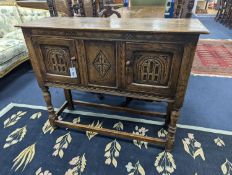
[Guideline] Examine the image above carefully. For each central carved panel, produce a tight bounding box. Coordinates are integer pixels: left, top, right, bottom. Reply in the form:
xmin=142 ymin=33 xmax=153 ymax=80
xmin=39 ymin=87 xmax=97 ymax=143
xmin=93 ymin=50 xmax=111 ymax=78
xmin=133 ymin=52 xmax=172 ymax=86
xmin=84 ymin=41 xmax=116 ymax=87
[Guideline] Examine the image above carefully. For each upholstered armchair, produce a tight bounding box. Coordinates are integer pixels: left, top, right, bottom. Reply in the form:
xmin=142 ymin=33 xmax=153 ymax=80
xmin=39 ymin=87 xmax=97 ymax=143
xmin=0 ymin=2 xmax=50 ymax=78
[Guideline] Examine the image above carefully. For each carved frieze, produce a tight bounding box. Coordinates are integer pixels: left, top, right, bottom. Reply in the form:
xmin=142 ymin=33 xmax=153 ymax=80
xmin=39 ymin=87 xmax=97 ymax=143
xmin=30 ymin=29 xmax=197 ymax=43
xmin=123 ymin=33 xmax=135 ymax=40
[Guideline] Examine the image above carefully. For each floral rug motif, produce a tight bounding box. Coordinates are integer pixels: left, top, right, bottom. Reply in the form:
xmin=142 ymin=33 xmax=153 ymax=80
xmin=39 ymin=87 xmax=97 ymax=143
xmin=192 ymin=39 xmax=232 ymax=77
xmin=0 ymin=103 xmax=232 ymax=175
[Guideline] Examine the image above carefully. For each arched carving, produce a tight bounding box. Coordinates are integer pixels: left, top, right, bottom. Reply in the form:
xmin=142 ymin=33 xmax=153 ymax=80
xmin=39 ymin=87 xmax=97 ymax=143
xmin=134 ymin=53 xmax=171 ymax=86
xmin=42 ymin=46 xmax=71 ymax=75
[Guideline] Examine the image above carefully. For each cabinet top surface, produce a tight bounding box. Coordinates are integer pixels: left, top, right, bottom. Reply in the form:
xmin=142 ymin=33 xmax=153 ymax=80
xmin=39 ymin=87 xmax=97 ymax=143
xmin=17 ymin=17 xmax=209 ymax=34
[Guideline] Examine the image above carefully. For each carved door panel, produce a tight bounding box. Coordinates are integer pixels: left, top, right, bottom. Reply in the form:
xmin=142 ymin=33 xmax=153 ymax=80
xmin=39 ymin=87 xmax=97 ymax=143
xmin=125 ymin=42 xmax=183 ymax=97
xmin=32 ymin=37 xmax=81 ymax=84
xmin=81 ymin=40 xmax=119 ymax=88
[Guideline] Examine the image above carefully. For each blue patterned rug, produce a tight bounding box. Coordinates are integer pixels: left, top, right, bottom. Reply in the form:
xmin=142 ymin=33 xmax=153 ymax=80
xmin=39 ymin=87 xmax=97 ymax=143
xmin=0 ymin=103 xmax=231 ymax=175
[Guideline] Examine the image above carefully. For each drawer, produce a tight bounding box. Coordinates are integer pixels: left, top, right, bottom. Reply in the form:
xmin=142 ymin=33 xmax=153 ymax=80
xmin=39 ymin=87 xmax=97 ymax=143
xmin=124 ymin=42 xmax=183 ymax=97
xmin=32 ymin=37 xmax=81 ymax=84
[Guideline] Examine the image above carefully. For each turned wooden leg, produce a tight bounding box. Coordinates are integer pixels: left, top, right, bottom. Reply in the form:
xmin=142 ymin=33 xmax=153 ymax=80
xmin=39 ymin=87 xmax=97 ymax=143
xmin=42 ymin=87 xmax=58 ymax=128
xmin=165 ymin=110 xmax=180 ymax=152
xmin=164 ymin=102 xmax=173 ymax=128
xmin=64 ymin=89 xmax=74 ymax=110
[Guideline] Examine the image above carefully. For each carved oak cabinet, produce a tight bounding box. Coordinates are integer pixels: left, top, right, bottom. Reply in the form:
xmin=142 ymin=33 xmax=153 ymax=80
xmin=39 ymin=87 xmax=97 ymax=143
xmin=18 ymin=17 xmax=209 ymax=151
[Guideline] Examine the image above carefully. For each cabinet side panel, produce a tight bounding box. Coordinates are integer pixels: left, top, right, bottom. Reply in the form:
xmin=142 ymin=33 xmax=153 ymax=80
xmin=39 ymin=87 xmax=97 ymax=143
xmin=22 ymin=29 xmax=45 ymax=88
xmin=174 ymin=35 xmax=200 ymax=108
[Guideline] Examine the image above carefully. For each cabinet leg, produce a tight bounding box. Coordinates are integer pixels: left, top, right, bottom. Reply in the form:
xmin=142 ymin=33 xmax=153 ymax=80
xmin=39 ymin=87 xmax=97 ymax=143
xmin=165 ymin=110 xmax=179 ymax=152
xmin=164 ymin=102 xmax=173 ymax=128
xmin=42 ymin=87 xmax=58 ymax=128
xmin=64 ymin=89 xmax=74 ymax=110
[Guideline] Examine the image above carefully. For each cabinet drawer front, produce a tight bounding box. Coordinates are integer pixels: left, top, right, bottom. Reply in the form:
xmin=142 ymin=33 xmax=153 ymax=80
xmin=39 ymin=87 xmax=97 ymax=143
xmin=125 ymin=42 xmax=183 ymax=96
xmin=32 ymin=37 xmax=81 ymax=84
xmin=83 ymin=40 xmax=118 ymax=88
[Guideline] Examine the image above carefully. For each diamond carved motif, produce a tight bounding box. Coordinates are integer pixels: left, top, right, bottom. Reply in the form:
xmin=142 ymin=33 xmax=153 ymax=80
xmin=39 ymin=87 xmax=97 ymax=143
xmin=93 ymin=50 xmax=111 ymax=77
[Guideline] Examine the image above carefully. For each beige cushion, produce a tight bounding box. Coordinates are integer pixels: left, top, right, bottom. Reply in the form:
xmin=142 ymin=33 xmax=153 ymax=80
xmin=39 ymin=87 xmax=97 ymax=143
xmin=0 ymin=15 xmax=4 ymax=37
xmin=17 ymin=7 xmax=50 ymax=23
xmin=0 ymin=38 xmax=27 ymax=65
xmin=4 ymin=29 xmax=24 ymax=40
xmin=0 ymin=52 xmax=28 ymax=75
xmin=0 ymin=6 xmax=22 ymax=37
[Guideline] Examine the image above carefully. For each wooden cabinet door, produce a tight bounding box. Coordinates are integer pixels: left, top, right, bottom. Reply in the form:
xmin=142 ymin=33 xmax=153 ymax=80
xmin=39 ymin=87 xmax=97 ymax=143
xmin=124 ymin=42 xmax=183 ymax=97
xmin=32 ymin=37 xmax=81 ymax=84
xmin=80 ymin=40 xmax=119 ymax=89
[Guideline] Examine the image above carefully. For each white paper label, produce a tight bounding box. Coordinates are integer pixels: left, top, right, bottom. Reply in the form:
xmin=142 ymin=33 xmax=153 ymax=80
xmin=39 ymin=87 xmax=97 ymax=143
xmin=69 ymin=67 xmax=77 ymax=78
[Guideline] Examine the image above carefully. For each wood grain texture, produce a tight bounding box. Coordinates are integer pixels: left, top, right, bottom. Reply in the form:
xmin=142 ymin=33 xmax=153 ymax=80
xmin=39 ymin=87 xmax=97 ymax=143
xmin=55 ymin=120 xmax=166 ymax=146
xmin=31 ymin=36 xmax=81 ymax=84
xmin=84 ymin=40 xmax=117 ymax=88
xmin=124 ymin=42 xmax=183 ymax=97
xmin=17 ymin=17 xmax=209 ymax=34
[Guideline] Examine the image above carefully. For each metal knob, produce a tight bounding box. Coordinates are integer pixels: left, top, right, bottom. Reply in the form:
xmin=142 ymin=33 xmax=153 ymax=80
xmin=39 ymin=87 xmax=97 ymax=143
xmin=71 ymin=56 xmax=76 ymax=61
xmin=126 ymin=60 xmax=131 ymax=66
